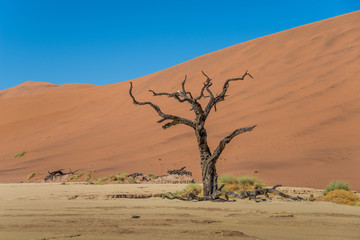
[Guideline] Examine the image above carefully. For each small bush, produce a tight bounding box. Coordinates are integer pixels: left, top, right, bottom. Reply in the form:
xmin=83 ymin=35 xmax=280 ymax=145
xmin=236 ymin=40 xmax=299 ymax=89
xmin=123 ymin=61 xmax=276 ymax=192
xmin=147 ymin=173 xmax=158 ymax=179
xmin=95 ymin=176 xmax=107 ymax=185
xmin=85 ymin=171 xmax=92 ymax=182
xmin=237 ymin=176 xmax=264 ymax=189
xmin=128 ymin=178 xmax=137 ymax=184
xmin=14 ymin=151 xmax=26 ymax=158
xmin=108 ymin=175 xmax=117 ymax=181
xmin=164 ymin=183 xmax=203 ymax=198
xmin=218 ymin=174 xmax=264 ymax=192
xmin=183 ymin=183 xmax=202 ymax=195
xmin=323 ymin=189 xmax=360 ymax=206
xmin=69 ymin=172 xmax=84 ymax=181
xmin=324 ymin=181 xmax=350 ymax=195
xmin=218 ymin=175 xmax=237 ymax=185
xmin=116 ymin=179 xmax=124 ymax=184
xmin=27 ymin=172 xmax=35 ymax=180
xmin=117 ymin=173 xmax=128 ymax=180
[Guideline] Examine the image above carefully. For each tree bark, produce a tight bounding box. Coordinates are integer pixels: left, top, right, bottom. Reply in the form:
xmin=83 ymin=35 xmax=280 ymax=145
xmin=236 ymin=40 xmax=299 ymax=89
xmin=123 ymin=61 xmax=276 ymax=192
xmin=201 ymin=159 xmax=218 ymax=198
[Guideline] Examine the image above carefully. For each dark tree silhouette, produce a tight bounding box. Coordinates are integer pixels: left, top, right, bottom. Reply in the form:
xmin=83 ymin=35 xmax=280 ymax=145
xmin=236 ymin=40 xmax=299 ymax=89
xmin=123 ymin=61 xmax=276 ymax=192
xmin=129 ymin=71 xmax=256 ymax=199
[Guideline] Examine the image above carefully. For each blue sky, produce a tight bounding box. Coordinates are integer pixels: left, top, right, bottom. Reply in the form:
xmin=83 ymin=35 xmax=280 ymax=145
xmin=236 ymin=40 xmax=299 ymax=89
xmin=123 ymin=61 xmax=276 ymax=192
xmin=0 ymin=0 xmax=358 ymax=90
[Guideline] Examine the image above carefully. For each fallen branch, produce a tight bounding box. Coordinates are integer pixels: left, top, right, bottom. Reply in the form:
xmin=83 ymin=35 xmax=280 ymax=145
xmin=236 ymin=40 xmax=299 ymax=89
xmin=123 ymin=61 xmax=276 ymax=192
xmin=226 ymin=185 xmax=304 ymax=201
xmin=128 ymin=173 xmax=143 ymax=179
xmin=162 ymin=184 xmax=304 ymax=202
xmin=167 ymin=167 xmax=192 ymax=176
xmin=162 ymin=184 xmax=234 ymax=202
xmin=44 ymin=169 xmax=77 ymax=182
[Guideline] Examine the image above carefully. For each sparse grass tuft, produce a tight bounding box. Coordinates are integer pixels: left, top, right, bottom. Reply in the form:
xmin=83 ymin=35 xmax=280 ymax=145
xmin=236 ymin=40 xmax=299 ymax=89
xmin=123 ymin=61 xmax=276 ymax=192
xmin=128 ymin=177 xmax=137 ymax=184
xmin=14 ymin=151 xmax=27 ymax=158
xmin=95 ymin=176 xmax=107 ymax=185
xmin=163 ymin=183 xmax=202 ymax=198
xmin=85 ymin=171 xmax=92 ymax=182
xmin=237 ymin=176 xmax=264 ymax=189
xmin=183 ymin=183 xmax=202 ymax=195
xmin=147 ymin=173 xmax=158 ymax=179
xmin=323 ymin=181 xmax=350 ymax=195
xmin=108 ymin=175 xmax=117 ymax=181
xmin=69 ymin=172 xmax=84 ymax=181
xmin=218 ymin=174 xmax=264 ymax=193
xmin=27 ymin=172 xmax=35 ymax=180
xmin=323 ymin=189 xmax=360 ymax=206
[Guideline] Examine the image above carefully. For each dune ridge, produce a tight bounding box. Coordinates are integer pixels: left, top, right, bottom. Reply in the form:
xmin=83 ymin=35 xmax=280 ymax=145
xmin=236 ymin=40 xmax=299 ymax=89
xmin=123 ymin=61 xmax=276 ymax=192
xmin=1 ymin=11 xmax=360 ymax=190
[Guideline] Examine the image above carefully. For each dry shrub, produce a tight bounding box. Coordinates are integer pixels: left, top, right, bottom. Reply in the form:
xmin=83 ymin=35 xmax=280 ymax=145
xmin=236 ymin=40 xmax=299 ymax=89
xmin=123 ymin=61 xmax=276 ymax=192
xmin=218 ymin=174 xmax=264 ymax=192
xmin=164 ymin=183 xmax=202 ymax=198
xmin=323 ymin=189 xmax=360 ymax=206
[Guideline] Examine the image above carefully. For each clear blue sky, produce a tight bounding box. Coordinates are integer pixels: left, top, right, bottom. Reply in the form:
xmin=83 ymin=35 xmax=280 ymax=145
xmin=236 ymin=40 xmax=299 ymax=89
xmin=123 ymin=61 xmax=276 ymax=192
xmin=0 ymin=0 xmax=358 ymax=90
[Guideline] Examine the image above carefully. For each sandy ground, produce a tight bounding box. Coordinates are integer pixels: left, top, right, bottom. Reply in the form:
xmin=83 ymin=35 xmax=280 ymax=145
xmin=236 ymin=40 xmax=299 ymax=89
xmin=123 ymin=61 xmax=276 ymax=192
xmin=1 ymin=183 xmax=359 ymax=240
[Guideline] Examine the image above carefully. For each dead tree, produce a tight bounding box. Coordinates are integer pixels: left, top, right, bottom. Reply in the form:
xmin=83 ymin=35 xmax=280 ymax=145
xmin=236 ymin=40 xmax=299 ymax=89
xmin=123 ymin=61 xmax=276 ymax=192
xmin=129 ymin=71 xmax=256 ymax=199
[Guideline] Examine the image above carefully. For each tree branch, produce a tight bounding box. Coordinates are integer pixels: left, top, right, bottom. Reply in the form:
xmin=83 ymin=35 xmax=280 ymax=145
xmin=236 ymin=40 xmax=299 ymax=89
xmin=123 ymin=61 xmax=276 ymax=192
xmin=204 ymin=70 xmax=253 ymax=117
xmin=219 ymin=70 xmax=253 ymax=98
xmin=195 ymin=71 xmax=213 ymax=101
xmin=181 ymin=75 xmax=194 ymax=99
xmin=129 ymin=82 xmax=195 ymax=129
xmin=211 ymin=125 xmax=257 ymax=161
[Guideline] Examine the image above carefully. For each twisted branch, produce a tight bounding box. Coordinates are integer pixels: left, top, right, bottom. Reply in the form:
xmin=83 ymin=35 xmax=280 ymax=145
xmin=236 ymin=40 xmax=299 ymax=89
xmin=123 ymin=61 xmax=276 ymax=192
xmin=129 ymin=82 xmax=195 ymax=129
xmin=204 ymin=70 xmax=253 ymax=117
xmin=210 ymin=125 xmax=257 ymax=162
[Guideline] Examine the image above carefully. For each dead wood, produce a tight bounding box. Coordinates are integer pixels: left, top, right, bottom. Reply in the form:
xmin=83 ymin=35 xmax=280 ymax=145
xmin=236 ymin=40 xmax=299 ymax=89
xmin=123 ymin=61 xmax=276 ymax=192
xmin=226 ymin=185 xmax=304 ymax=202
xmin=128 ymin=173 xmax=143 ymax=178
xmin=162 ymin=184 xmax=234 ymax=202
xmin=44 ymin=169 xmax=77 ymax=182
xmin=167 ymin=167 xmax=192 ymax=176
xmin=162 ymin=184 xmax=304 ymax=202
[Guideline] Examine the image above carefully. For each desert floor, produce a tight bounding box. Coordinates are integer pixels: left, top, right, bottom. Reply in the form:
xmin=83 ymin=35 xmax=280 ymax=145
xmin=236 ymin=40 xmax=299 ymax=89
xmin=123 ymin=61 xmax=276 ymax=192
xmin=1 ymin=183 xmax=360 ymax=240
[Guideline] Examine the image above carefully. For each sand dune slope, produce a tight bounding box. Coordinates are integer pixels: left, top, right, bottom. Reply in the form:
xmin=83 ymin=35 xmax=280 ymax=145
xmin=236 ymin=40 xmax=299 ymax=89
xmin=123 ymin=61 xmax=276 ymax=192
xmin=1 ymin=11 xmax=360 ymax=190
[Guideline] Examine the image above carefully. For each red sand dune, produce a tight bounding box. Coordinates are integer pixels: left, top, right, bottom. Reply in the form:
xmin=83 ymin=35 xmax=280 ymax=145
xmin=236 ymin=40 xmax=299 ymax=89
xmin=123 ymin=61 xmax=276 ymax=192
xmin=1 ymin=11 xmax=360 ymax=190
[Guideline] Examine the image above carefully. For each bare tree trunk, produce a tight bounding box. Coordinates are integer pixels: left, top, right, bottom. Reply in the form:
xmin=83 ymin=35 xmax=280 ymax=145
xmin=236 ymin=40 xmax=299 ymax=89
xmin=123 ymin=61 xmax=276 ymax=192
xmin=201 ymin=159 xmax=218 ymax=198
xmin=195 ymin=126 xmax=219 ymax=197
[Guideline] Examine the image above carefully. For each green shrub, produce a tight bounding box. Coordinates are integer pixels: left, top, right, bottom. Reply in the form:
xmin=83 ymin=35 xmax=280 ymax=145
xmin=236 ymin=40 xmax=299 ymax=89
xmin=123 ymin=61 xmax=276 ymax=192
xmin=128 ymin=178 xmax=137 ymax=184
xmin=147 ymin=173 xmax=158 ymax=179
xmin=108 ymin=175 xmax=117 ymax=181
xmin=218 ymin=174 xmax=264 ymax=192
xmin=183 ymin=183 xmax=202 ymax=195
xmin=237 ymin=176 xmax=264 ymax=189
xmin=85 ymin=171 xmax=92 ymax=182
xmin=164 ymin=183 xmax=203 ymax=198
xmin=218 ymin=175 xmax=237 ymax=185
xmin=69 ymin=172 xmax=84 ymax=181
xmin=95 ymin=176 xmax=107 ymax=185
xmin=324 ymin=181 xmax=350 ymax=195
xmin=14 ymin=151 xmax=26 ymax=158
